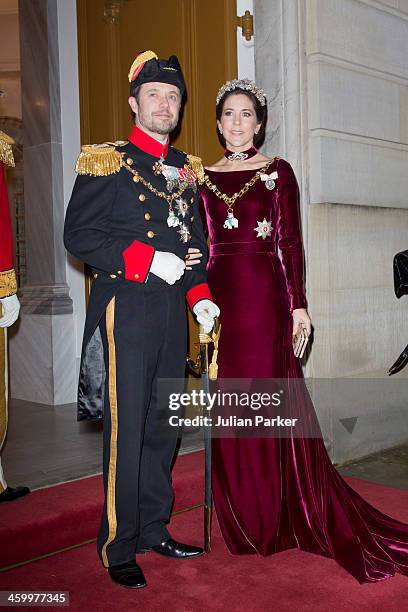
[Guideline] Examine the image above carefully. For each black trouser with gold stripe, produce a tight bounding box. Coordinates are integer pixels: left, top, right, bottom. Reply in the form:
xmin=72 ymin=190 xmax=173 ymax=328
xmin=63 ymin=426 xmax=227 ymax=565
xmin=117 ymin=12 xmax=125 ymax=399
xmin=96 ymin=278 xmax=187 ymax=568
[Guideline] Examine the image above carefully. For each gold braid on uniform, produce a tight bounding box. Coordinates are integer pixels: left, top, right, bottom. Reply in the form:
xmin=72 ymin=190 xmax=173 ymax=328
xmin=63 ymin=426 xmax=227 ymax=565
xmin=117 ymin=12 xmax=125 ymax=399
xmin=0 ymin=269 xmax=17 ymax=298
xmin=0 ymin=130 xmax=15 ymax=168
xmin=75 ymin=144 xmax=124 ymax=177
xmin=122 ymin=159 xmax=191 ymax=205
xmin=187 ymin=154 xmax=204 ymax=185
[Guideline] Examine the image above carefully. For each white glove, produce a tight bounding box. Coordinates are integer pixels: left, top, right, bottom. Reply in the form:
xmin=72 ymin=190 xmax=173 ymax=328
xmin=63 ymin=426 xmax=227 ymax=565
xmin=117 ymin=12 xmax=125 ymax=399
xmin=150 ymin=250 xmax=186 ymax=285
xmin=0 ymin=294 xmax=20 ymax=328
xmin=193 ymin=299 xmax=220 ymax=334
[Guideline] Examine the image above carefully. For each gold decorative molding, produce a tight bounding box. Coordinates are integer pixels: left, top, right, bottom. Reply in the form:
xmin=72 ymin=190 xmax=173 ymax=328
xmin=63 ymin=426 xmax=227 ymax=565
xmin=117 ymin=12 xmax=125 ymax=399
xmin=103 ymin=1 xmax=126 ymax=25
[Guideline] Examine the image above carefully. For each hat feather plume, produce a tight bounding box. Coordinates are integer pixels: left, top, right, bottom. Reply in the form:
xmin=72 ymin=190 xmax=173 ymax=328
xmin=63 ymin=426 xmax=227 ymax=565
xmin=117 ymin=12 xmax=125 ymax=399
xmin=128 ymin=50 xmax=158 ymax=83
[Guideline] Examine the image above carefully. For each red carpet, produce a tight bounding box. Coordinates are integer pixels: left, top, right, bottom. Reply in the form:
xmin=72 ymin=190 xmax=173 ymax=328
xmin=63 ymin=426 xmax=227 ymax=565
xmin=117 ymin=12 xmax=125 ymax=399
xmin=1 ymin=507 xmax=408 ymax=611
xmin=1 ymin=450 xmax=408 ymax=610
xmin=0 ymin=450 xmax=203 ymax=569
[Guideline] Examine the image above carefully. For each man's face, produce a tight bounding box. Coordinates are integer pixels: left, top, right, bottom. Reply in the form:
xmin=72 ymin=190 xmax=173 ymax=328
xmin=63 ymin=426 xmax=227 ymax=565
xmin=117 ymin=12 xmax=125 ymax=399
xmin=129 ymin=82 xmax=181 ymax=137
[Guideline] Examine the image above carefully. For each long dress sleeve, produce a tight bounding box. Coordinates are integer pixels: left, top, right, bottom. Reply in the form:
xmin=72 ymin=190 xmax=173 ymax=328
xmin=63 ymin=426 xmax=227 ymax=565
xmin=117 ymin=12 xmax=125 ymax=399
xmin=276 ymin=158 xmax=307 ymax=312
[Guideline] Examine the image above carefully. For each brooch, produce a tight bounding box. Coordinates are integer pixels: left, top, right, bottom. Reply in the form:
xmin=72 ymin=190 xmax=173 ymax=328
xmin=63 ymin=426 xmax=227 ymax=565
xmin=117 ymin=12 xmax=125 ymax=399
xmin=254 ymin=218 xmax=273 ymax=239
xmin=259 ymin=170 xmax=278 ymax=190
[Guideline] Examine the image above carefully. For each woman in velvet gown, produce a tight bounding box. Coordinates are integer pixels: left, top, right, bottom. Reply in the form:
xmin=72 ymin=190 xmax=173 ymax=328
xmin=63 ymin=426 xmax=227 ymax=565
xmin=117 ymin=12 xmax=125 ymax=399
xmin=188 ymin=79 xmax=408 ymax=583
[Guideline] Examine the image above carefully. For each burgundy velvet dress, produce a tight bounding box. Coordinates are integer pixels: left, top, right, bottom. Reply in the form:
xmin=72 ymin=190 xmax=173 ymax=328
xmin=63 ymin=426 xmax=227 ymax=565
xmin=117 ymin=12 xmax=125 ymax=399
xmin=199 ymin=157 xmax=408 ymax=583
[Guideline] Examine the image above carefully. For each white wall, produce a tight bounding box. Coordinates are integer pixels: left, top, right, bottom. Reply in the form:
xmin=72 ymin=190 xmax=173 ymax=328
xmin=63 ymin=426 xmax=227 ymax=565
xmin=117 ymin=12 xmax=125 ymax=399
xmin=306 ymin=0 xmax=408 ymax=209
xmin=254 ymin=0 xmax=408 ymax=462
xmin=236 ymin=0 xmax=255 ymax=79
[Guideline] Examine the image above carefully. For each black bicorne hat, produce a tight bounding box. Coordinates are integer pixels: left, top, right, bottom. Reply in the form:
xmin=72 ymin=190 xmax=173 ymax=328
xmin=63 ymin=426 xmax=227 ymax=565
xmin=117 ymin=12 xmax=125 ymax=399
xmin=128 ymin=50 xmax=185 ymax=97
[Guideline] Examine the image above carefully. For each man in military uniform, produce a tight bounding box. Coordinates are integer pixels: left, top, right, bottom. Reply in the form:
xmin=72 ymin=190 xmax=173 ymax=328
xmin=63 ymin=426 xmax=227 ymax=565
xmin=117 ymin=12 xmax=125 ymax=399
xmin=0 ymin=130 xmax=30 ymax=503
xmin=64 ymin=51 xmax=219 ymax=589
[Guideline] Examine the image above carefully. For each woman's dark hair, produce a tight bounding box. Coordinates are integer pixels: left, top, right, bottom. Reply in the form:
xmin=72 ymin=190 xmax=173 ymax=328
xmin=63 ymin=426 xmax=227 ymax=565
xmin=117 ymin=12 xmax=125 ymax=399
xmin=215 ymin=88 xmax=267 ymax=147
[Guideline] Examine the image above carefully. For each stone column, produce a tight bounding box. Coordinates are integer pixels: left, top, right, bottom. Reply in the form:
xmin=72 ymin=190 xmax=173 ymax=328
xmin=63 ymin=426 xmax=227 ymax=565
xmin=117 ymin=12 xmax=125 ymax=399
xmin=9 ymin=0 xmax=79 ymax=405
xmin=254 ymin=0 xmax=408 ymax=462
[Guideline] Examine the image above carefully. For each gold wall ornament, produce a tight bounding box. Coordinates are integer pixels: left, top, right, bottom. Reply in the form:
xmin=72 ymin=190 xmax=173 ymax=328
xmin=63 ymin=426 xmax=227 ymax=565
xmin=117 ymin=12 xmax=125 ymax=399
xmin=103 ymin=1 xmax=126 ymax=25
xmin=236 ymin=10 xmax=254 ymax=41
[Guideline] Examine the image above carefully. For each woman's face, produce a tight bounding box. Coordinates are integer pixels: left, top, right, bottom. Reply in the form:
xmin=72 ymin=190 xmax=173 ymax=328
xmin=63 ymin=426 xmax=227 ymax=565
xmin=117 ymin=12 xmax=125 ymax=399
xmin=217 ymin=93 xmax=261 ymax=151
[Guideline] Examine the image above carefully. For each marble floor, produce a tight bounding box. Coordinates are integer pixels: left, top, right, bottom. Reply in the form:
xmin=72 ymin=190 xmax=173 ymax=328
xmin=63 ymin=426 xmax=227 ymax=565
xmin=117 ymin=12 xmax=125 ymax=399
xmin=2 ymin=399 xmax=408 ymax=491
xmin=2 ymin=399 xmax=203 ymax=490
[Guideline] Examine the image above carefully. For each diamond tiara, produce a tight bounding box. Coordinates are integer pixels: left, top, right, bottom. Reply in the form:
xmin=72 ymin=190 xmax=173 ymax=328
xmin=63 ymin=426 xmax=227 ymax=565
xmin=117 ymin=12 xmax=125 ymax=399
xmin=216 ymin=79 xmax=267 ymax=106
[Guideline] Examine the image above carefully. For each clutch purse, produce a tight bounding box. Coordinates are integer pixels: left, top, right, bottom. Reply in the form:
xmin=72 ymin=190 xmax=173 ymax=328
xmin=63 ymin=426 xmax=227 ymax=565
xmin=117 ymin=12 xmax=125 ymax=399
xmin=292 ymin=322 xmax=308 ymax=359
xmin=393 ymin=250 xmax=408 ymax=298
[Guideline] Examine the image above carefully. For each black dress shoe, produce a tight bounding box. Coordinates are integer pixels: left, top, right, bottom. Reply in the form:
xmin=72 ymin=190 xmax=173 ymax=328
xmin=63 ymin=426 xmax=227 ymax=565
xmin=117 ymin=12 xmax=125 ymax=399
xmin=150 ymin=538 xmax=204 ymax=559
xmin=0 ymin=486 xmax=30 ymax=503
xmin=108 ymin=560 xmax=147 ymax=589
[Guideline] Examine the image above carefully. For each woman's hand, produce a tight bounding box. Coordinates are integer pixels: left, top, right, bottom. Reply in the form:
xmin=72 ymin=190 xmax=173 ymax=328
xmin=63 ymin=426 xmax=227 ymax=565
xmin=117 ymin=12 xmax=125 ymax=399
xmin=185 ymin=247 xmax=203 ymax=270
xmin=292 ymin=308 xmax=312 ymax=337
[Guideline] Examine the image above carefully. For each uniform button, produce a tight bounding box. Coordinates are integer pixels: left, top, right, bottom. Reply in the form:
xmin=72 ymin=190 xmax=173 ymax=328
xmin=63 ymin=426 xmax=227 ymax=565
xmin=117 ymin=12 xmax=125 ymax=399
xmin=132 ymin=175 xmax=140 ymax=183
xmin=144 ymin=212 xmax=151 ymax=221
xmin=93 ymin=273 xmax=98 ymax=279
xmin=147 ymin=230 xmax=155 ymax=238
xmin=117 ymin=270 xmax=122 ymax=275
xmin=134 ymin=273 xmax=140 ymax=279
xmin=126 ymin=157 xmax=133 ymax=165
xmin=139 ymin=194 xmax=146 ymax=202
xmin=110 ymin=274 xmax=117 ymax=279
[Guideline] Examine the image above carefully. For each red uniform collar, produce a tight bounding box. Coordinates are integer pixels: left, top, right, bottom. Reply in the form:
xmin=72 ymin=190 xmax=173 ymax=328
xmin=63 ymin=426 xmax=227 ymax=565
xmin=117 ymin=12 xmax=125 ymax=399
xmin=128 ymin=125 xmax=169 ymax=158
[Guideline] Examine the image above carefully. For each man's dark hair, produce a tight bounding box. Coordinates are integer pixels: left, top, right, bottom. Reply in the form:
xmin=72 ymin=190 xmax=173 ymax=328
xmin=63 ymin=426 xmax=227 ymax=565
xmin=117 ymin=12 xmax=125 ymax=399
xmin=129 ymin=84 xmax=141 ymax=123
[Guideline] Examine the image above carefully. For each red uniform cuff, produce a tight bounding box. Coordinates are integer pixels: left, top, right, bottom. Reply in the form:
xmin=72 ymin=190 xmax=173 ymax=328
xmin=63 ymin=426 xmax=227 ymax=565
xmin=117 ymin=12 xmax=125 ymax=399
xmin=122 ymin=240 xmax=155 ymax=283
xmin=186 ymin=283 xmax=213 ymax=310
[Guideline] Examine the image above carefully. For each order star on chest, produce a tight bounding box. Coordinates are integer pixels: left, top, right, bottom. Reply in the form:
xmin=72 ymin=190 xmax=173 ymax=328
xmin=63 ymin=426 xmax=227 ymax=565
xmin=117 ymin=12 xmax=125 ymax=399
xmin=254 ymin=218 xmax=273 ymax=240
xmin=175 ymin=197 xmax=189 ymax=218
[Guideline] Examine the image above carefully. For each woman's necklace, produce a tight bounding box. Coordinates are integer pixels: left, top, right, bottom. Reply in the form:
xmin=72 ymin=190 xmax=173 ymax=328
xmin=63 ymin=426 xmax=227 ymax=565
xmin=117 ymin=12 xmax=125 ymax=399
xmin=224 ymin=145 xmax=258 ymax=162
xmin=204 ymin=158 xmax=277 ymax=229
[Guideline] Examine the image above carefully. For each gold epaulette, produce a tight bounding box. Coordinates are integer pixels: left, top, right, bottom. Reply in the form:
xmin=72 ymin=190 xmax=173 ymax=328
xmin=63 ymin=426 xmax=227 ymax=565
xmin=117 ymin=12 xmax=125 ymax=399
xmin=0 ymin=130 xmax=15 ymax=168
xmin=187 ymin=154 xmax=205 ymax=185
xmin=75 ymin=143 xmax=124 ymax=177
xmin=0 ymin=269 xmax=17 ymax=298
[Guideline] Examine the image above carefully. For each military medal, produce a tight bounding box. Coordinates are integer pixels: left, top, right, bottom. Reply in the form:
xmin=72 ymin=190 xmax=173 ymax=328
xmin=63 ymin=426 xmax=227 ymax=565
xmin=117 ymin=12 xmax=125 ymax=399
xmin=254 ymin=218 xmax=273 ymax=239
xmin=123 ymin=155 xmax=197 ymax=243
xmin=167 ymin=209 xmax=181 ymax=228
xmin=175 ymin=198 xmax=189 ymax=218
xmin=178 ymin=223 xmax=191 ymax=243
xmin=260 ymin=171 xmax=278 ymax=191
xmin=154 ymin=161 xmax=197 ymax=193
xmin=223 ymin=210 xmax=239 ymax=229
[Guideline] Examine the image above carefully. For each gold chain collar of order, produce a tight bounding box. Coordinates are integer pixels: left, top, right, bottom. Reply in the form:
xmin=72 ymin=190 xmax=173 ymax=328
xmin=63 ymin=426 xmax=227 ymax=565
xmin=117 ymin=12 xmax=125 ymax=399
xmin=122 ymin=157 xmax=192 ymax=205
xmin=204 ymin=159 xmax=277 ymax=211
